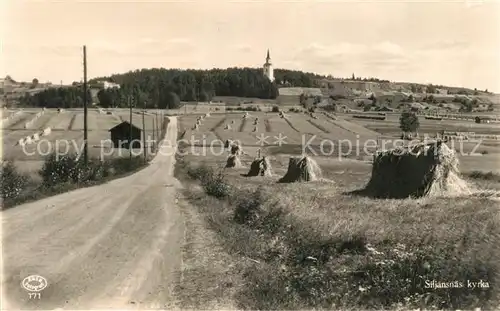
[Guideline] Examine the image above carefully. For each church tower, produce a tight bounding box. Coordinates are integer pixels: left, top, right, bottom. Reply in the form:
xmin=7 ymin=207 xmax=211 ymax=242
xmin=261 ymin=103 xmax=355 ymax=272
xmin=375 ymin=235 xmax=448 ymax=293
xmin=263 ymin=49 xmax=274 ymax=82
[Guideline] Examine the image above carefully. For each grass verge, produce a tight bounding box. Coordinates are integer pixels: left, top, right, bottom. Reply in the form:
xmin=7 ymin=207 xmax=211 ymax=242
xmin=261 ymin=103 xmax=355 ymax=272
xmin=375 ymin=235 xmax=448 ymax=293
xmin=1 ymin=155 xmax=149 ymax=210
xmin=174 ymin=155 xmax=500 ymax=310
xmin=467 ymin=171 xmax=500 ymax=183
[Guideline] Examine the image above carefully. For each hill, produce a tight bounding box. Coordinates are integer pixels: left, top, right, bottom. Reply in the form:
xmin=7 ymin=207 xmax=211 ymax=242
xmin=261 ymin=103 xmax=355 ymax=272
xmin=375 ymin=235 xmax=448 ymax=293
xmin=5 ymin=68 xmax=498 ymax=111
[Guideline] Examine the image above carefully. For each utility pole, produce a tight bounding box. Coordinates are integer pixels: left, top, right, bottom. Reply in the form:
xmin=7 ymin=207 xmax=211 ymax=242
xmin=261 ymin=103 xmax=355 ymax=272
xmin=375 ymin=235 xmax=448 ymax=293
xmin=142 ymin=102 xmax=147 ymax=163
xmin=156 ymin=110 xmax=160 ymax=141
xmin=129 ymin=95 xmax=133 ymax=162
xmin=152 ymin=115 xmax=156 ymax=153
xmin=83 ymin=45 xmax=88 ymax=164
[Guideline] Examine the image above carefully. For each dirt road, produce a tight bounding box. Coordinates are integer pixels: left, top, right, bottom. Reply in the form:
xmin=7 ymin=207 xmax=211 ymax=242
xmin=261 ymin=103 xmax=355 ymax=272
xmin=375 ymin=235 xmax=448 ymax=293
xmin=1 ymin=117 xmax=184 ymax=310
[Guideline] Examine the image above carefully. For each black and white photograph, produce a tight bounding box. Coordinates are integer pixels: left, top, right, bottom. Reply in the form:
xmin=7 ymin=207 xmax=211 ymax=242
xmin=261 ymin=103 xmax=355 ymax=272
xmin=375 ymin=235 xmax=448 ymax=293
xmin=1 ymin=0 xmax=499 ymax=310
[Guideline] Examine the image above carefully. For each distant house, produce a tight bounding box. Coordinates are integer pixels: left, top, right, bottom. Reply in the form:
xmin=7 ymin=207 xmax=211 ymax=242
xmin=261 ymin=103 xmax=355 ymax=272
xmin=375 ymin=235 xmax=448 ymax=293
xmin=377 ymin=106 xmax=394 ymax=112
xmin=109 ymin=121 xmax=141 ymax=149
xmin=435 ymin=88 xmax=448 ymax=95
xmin=90 ymin=80 xmax=121 ymax=90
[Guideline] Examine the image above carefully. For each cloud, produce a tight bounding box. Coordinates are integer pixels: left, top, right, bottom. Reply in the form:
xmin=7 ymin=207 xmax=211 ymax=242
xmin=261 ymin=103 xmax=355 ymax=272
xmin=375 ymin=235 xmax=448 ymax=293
xmin=231 ymin=44 xmax=253 ymax=53
xmin=293 ymin=41 xmax=409 ymax=70
xmin=372 ymin=41 xmax=404 ymax=56
xmin=421 ymin=40 xmax=469 ymax=51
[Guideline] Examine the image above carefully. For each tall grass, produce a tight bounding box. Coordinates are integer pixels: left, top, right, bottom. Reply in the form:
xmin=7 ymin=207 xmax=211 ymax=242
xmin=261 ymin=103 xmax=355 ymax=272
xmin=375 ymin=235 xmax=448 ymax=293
xmin=180 ymin=162 xmax=500 ymax=310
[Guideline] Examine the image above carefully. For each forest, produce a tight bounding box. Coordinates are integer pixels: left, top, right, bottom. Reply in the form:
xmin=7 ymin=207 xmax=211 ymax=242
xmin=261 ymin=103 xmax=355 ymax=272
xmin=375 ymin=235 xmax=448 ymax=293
xmin=18 ymin=68 xmax=324 ymax=109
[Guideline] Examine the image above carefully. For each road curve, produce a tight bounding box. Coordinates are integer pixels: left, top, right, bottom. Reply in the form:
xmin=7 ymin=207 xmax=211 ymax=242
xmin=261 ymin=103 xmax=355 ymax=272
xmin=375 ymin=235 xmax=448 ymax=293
xmin=1 ymin=117 xmax=184 ymax=310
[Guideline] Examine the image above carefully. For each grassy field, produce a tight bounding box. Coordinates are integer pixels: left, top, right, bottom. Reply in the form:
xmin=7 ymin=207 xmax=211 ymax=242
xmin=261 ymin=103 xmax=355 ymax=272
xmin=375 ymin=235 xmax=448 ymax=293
xmin=173 ymin=107 xmax=500 ymax=310
xmin=1 ymin=108 xmax=168 ymax=175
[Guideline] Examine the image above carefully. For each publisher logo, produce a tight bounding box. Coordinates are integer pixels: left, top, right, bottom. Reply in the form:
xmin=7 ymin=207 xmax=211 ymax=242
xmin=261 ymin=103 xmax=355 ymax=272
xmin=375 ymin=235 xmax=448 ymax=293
xmin=21 ymin=275 xmax=47 ymax=292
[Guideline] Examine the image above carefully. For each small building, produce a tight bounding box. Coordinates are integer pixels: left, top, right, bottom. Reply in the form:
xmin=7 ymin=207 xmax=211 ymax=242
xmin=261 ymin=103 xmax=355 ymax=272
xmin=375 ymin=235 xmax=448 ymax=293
xmin=109 ymin=121 xmax=141 ymax=149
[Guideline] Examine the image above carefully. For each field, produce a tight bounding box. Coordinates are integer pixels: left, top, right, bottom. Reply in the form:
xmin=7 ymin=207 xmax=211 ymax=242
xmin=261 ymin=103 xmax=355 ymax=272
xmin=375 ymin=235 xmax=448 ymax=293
xmin=173 ymin=106 xmax=500 ymax=310
xmin=177 ymin=109 xmax=500 ymax=173
xmin=1 ymin=108 xmax=167 ymax=174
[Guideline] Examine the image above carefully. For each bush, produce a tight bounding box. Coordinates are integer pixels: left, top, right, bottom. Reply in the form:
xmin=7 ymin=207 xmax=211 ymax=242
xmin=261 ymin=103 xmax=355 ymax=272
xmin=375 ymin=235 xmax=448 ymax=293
xmin=0 ymin=161 xmax=28 ymax=199
xmin=109 ymin=156 xmax=143 ymax=175
xmin=187 ymin=165 xmax=214 ymax=183
xmin=399 ymin=112 xmax=420 ymax=133
xmin=201 ymin=169 xmax=231 ymax=198
xmin=324 ymin=104 xmax=336 ymax=112
xmin=234 ymin=187 xmax=266 ymax=225
xmin=40 ymin=153 xmax=143 ymax=188
xmin=39 ymin=153 xmax=79 ymax=186
xmin=272 ymin=106 xmax=280 ymax=112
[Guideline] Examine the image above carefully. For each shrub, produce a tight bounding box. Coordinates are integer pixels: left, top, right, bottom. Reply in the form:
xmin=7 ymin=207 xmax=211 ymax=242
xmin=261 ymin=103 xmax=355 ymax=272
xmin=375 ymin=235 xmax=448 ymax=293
xmin=39 ymin=153 xmax=79 ymax=186
xmin=272 ymin=106 xmax=280 ymax=112
xmin=324 ymin=104 xmax=336 ymax=112
xmin=187 ymin=165 xmax=214 ymax=183
xmin=400 ymin=112 xmax=420 ymax=133
xmin=0 ymin=161 xmax=28 ymax=199
xmin=109 ymin=156 xmax=143 ymax=175
xmin=234 ymin=187 xmax=266 ymax=225
xmin=40 ymin=153 xmax=143 ymax=188
xmin=202 ymin=169 xmax=231 ymax=198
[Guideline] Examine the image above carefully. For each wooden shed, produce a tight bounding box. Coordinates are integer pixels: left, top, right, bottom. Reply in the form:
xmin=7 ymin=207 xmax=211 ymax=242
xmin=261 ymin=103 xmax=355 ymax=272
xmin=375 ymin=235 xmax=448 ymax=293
xmin=109 ymin=121 xmax=141 ymax=149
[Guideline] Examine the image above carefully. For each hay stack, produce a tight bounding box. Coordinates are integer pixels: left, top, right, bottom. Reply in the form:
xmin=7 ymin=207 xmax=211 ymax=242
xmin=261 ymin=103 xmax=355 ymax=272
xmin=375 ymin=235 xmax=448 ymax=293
xmin=231 ymin=120 xmax=235 ymax=124
xmin=224 ymin=139 xmax=233 ymax=149
xmin=225 ymin=154 xmax=242 ymax=168
xmin=365 ymin=140 xmax=470 ymax=198
xmin=192 ymin=124 xmax=199 ymax=130
xmin=230 ymin=143 xmax=242 ymax=155
xmin=245 ymin=156 xmax=272 ymax=177
xmin=252 ymin=126 xmax=258 ymax=132
xmin=278 ymin=156 xmax=322 ymax=183
xmin=42 ymin=127 xmax=51 ymax=136
xmin=253 ymin=120 xmax=258 ymax=125
xmin=224 ymin=124 xmax=232 ymax=130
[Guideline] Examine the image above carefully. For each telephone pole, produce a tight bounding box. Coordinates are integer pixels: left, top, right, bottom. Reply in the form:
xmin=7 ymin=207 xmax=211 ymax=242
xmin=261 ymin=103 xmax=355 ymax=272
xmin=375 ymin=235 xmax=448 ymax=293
xmin=129 ymin=95 xmax=133 ymax=162
xmin=83 ymin=45 xmax=88 ymax=164
xmin=142 ymin=102 xmax=147 ymax=163
xmin=156 ymin=109 xmax=160 ymax=142
xmin=152 ymin=115 xmax=156 ymax=153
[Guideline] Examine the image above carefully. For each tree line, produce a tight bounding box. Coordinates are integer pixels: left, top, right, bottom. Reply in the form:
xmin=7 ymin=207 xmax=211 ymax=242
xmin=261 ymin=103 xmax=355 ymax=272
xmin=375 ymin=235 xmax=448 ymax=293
xmin=19 ymin=88 xmax=93 ymax=108
xmin=17 ymin=67 xmax=325 ymax=108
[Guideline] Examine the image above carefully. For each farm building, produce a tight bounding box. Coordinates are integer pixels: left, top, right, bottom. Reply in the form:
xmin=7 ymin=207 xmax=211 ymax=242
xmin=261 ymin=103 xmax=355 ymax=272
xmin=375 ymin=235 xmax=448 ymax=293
xmin=109 ymin=121 xmax=142 ymax=149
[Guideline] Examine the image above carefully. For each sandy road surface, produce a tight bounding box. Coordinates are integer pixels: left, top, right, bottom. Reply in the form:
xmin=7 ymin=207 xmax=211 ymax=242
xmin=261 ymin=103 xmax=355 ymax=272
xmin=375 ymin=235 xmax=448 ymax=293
xmin=1 ymin=117 xmax=185 ymax=310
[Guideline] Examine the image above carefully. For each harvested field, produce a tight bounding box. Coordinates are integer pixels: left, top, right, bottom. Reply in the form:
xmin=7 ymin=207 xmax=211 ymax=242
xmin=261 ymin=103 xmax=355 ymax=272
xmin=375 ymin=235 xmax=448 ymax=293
xmin=2 ymin=109 xmax=167 ymax=173
xmin=44 ymin=112 xmax=76 ymax=130
xmin=71 ymin=112 xmax=99 ymax=130
xmin=7 ymin=112 xmax=37 ymax=130
xmin=306 ymin=119 xmax=330 ymax=133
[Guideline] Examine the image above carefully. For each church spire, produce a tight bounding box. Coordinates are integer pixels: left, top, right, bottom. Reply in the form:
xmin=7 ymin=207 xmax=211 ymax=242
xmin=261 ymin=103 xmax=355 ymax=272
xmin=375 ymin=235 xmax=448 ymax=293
xmin=266 ymin=49 xmax=271 ymax=62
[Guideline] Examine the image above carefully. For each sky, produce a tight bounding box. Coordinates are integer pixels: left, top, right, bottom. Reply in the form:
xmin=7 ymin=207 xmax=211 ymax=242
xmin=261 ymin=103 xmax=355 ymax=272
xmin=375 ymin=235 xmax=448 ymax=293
xmin=2 ymin=0 xmax=499 ymax=92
